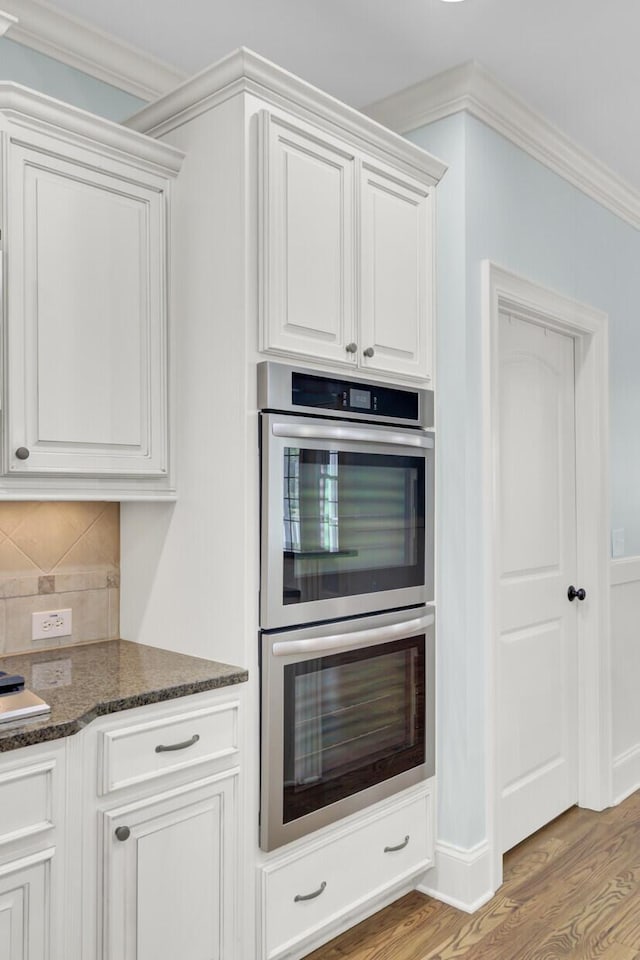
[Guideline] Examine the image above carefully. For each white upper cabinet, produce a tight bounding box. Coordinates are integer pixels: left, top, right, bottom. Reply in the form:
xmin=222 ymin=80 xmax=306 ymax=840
xmin=260 ymin=112 xmax=356 ymax=364
xmin=259 ymin=109 xmax=438 ymax=384
xmin=7 ymin=139 xmax=167 ymax=479
xmin=0 ymin=88 xmax=182 ymax=498
xmin=359 ymin=161 xmax=432 ymax=381
xmin=125 ymin=50 xmax=445 ymax=389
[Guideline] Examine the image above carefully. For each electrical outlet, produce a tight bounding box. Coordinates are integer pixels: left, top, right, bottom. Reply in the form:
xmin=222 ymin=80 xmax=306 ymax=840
xmin=32 ymin=608 xmax=72 ymax=641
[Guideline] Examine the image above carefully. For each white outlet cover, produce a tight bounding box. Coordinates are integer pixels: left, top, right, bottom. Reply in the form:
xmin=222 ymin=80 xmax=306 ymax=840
xmin=612 ymin=528 xmax=625 ymax=559
xmin=32 ymin=608 xmax=72 ymax=641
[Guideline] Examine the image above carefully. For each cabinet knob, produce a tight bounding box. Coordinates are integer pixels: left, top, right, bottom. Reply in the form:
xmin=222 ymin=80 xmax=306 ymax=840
xmin=115 ymin=825 xmax=131 ymax=842
xmin=15 ymin=447 xmax=30 ymax=460
xmin=345 ymin=342 xmax=358 ymax=354
xmin=567 ymin=585 xmax=586 ymax=602
xmin=363 ymin=347 xmax=375 ymax=358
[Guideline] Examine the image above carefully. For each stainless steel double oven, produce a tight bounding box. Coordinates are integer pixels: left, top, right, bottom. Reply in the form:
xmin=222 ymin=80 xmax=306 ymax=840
xmin=258 ymin=362 xmax=435 ymax=851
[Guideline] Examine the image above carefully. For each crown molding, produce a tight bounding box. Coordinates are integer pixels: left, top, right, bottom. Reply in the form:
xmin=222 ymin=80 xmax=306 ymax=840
xmin=364 ymin=60 xmax=640 ymax=230
xmin=126 ymin=47 xmax=448 ymax=186
xmin=0 ymin=9 xmax=18 ymax=36
xmin=0 ymin=0 xmax=186 ymax=101
xmin=0 ymin=81 xmax=184 ymax=176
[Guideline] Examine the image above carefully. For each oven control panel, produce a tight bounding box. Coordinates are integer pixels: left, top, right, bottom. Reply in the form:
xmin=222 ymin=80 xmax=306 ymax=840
xmin=258 ymin=361 xmax=433 ymax=428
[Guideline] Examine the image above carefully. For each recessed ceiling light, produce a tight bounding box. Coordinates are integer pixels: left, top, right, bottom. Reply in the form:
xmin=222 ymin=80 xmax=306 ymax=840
xmin=439 ymin=0 xmax=466 ymax=3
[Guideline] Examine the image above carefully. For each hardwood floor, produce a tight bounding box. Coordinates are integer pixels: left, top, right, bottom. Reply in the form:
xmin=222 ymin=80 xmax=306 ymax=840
xmin=304 ymin=790 xmax=640 ymax=959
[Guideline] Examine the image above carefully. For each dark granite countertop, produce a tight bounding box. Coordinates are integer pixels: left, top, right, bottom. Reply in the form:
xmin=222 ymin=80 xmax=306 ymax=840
xmin=0 ymin=639 xmax=248 ymax=753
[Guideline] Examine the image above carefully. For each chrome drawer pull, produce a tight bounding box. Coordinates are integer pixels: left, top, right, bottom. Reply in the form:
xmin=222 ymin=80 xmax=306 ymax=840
xmin=294 ymin=881 xmax=326 ymax=903
xmin=155 ymin=733 xmax=200 ymax=753
xmin=384 ymin=835 xmax=410 ymax=853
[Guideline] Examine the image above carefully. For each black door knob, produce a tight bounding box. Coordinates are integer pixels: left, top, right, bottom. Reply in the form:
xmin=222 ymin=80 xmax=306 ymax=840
xmin=567 ymin=585 xmax=586 ymax=602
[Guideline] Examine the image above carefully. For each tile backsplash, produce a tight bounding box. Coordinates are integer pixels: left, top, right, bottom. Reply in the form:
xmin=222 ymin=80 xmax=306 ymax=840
xmin=0 ymin=502 xmax=119 ymax=655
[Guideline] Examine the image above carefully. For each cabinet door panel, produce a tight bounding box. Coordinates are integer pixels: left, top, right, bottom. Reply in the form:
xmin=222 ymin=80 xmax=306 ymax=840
xmin=0 ymin=852 xmax=52 ymax=960
xmin=103 ymin=774 xmax=236 ymax=960
xmin=137 ymin=807 xmax=218 ymax=960
xmin=260 ymin=112 xmax=356 ymax=365
xmin=34 ymin=173 xmax=143 ymax=447
xmin=6 ymin=139 xmax=168 ymax=477
xmin=360 ymin=162 xmax=433 ymax=383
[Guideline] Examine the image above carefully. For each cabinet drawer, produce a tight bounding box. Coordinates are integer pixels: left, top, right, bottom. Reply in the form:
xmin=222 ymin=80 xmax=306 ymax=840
xmin=0 ymin=759 xmax=56 ymax=846
xmin=261 ymin=787 xmax=432 ymax=960
xmin=100 ymin=700 xmax=239 ymax=794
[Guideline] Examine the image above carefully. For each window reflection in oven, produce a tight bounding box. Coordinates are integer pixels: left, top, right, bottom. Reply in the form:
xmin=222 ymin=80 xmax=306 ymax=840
xmin=282 ymin=636 xmax=425 ymax=824
xmin=282 ymin=447 xmax=424 ymax=607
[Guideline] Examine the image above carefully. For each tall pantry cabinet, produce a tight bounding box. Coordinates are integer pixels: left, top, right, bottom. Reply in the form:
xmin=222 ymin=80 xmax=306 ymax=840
xmin=122 ymin=48 xmax=446 ymax=960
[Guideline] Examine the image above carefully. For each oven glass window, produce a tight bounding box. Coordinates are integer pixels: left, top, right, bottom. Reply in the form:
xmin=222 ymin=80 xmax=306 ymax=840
xmin=282 ymin=636 xmax=425 ymax=823
xmin=282 ymin=449 xmax=425 ymax=606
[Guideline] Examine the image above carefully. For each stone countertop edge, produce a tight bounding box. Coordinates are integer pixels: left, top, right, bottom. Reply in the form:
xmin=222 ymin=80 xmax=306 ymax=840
xmin=0 ymin=638 xmax=248 ymax=753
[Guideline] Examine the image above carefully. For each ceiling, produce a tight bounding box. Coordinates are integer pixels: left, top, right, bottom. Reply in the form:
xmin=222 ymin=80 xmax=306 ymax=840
xmin=43 ymin=0 xmax=640 ymax=190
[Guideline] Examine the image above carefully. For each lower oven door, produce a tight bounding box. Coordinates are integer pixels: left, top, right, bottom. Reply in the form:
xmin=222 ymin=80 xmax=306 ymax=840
xmin=260 ymin=608 xmax=435 ymax=852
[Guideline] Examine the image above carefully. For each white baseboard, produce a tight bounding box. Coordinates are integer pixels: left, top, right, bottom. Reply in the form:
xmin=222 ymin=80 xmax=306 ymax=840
xmin=610 ymin=556 xmax=640 ymax=806
xmin=417 ymin=840 xmax=494 ymax=913
xmin=613 ymin=743 xmax=640 ymax=805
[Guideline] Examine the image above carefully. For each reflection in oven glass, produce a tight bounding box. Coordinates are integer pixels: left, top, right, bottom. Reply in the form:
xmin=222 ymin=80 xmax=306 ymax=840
xmin=282 ymin=638 xmax=425 ymax=823
xmin=282 ymin=447 xmax=424 ymax=606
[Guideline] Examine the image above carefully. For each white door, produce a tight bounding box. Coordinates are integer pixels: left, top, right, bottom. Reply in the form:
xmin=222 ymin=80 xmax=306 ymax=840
xmin=498 ymin=311 xmax=579 ymax=853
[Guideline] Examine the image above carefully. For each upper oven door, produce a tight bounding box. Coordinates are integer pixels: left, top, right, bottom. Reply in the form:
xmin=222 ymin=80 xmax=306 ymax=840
xmin=260 ymin=413 xmax=434 ymax=629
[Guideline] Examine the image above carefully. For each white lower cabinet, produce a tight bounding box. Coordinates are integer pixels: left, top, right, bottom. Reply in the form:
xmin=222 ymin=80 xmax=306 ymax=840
xmin=0 ymin=690 xmax=242 ymax=960
xmin=102 ymin=773 xmax=236 ymax=960
xmin=259 ymin=783 xmax=433 ymax=960
xmin=0 ymin=851 xmax=53 ymax=960
xmin=0 ymin=743 xmax=66 ymax=960
xmin=85 ymin=692 xmax=241 ymax=960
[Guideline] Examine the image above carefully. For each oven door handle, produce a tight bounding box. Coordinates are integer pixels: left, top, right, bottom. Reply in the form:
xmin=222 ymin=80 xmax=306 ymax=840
xmin=272 ymin=613 xmax=435 ymax=658
xmin=271 ymin=421 xmax=434 ymax=449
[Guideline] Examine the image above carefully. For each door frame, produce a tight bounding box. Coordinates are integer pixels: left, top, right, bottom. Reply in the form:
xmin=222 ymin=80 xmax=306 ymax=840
xmin=482 ymin=262 xmax=611 ymax=891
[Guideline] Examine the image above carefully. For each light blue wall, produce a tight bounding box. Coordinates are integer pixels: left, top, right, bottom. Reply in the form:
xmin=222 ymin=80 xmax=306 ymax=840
xmin=0 ymin=37 xmax=145 ymax=120
xmin=465 ymin=116 xmax=640 ymax=560
xmin=410 ymin=112 xmax=640 ymax=851
xmin=416 ymin=112 xmax=640 ymax=559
